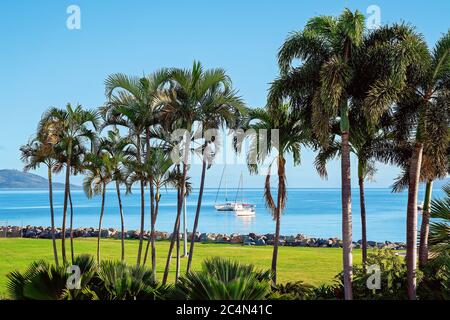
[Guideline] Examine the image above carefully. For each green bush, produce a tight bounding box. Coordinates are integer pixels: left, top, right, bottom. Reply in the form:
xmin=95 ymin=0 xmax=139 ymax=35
xmin=6 ymin=255 xmax=166 ymax=300
xmin=174 ymin=257 xmax=272 ymax=300
xmin=418 ymin=253 xmax=450 ymax=300
xmin=269 ymin=281 xmax=315 ymax=300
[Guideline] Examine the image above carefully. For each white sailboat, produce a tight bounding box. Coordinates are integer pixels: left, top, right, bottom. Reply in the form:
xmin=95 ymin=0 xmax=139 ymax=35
xmin=214 ymin=167 xmax=255 ymax=215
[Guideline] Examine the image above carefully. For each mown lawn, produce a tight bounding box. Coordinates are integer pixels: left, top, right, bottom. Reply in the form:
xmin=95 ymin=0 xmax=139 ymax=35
xmin=0 ymin=238 xmax=362 ymax=298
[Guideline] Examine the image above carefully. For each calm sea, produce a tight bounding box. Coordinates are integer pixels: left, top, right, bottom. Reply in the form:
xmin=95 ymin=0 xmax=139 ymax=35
xmin=0 ymin=188 xmax=443 ymax=242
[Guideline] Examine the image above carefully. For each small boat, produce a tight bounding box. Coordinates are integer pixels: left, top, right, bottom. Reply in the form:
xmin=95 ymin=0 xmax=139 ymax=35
xmin=214 ymin=168 xmax=255 ymax=214
xmin=214 ymin=202 xmax=236 ymax=211
xmin=233 ymin=203 xmax=256 ymax=216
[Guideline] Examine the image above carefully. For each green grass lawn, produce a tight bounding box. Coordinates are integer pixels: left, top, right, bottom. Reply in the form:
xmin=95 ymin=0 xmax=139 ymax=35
xmin=0 ymin=238 xmax=362 ymax=298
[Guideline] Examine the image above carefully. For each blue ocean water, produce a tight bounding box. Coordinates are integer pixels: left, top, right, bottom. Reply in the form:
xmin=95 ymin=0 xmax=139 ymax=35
xmin=0 ymin=188 xmax=442 ymax=242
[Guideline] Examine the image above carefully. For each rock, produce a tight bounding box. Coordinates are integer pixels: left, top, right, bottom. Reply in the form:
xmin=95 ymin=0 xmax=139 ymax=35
xmin=230 ymin=235 xmax=243 ymax=244
xmin=256 ymin=238 xmax=266 ymax=246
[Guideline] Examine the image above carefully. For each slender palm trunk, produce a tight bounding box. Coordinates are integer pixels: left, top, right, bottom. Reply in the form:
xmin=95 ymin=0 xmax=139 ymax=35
xmin=186 ymin=159 xmax=207 ymax=273
xmin=162 ymin=163 xmax=188 ymax=285
xmin=150 ymin=193 xmax=161 ymax=279
xmin=176 ymin=200 xmax=181 ymax=281
xmin=116 ymin=180 xmax=125 ymax=261
xmin=61 ymin=155 xmax=71 ymax=264
xmin=143 ymin=180 xmax=156 ymax=265
xmin=97 ymin=183 xmax=106 ymax=264
xmin=47 ymin=166 xmax=59 ymax=266
xmin=419 ymin=180 xmax=433 ymax=268
xmin=272 ymin=211 xmax=281 ymax=286
xmin=406 ymin=142 xmax=423 ymax=300
xmin=358 ymin=160 xmax=368 ymax=270
xmin=341 ymin=130 xmax=353 ymax=300
xmin=136 ymin=134 xmax=145 ymax=265
xmin=143 ymin=129 xmax=156 ymax=266
xmin=69 ymin=187 xmax=74 ymax=263
xmin=271 ymin=157 xmax=285 ymax=286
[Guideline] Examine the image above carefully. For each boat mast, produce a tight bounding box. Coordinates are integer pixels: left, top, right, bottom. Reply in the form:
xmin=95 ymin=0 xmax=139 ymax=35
xmin=214 ymin=165 xmax=226 ymax=204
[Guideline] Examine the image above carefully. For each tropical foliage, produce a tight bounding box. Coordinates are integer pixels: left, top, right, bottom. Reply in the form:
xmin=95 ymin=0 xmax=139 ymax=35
xmin=17 ymin=7 xmax=450 ymax=300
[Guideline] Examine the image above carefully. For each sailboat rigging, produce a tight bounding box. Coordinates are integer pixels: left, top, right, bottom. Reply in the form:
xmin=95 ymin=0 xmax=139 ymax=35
xmin=214 ymin=167 xmax=255 ymax=215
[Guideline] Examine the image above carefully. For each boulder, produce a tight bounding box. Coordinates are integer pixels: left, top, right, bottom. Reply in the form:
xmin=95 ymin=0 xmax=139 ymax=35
xmin=256 ymin=238 xmax=266 ymax=246
xmin=230 ymin=235 xmax=243 ymax=244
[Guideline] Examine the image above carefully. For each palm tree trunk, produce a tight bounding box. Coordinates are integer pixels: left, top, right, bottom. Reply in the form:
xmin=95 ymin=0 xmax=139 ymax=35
xmin=419 ymin=180 xmax=433 ymax=268
xmin=175 ymin=185 xmax=182 ymax=281
xmin=136 ymin=180 xmax=145 ymax=265
xmin=341 ymin=130 xmax=353 ymax=300
xmin=358 ymin=160 xmax=368 ymax=270
xmin=186 ymin=159 xmax=207 ymax=273
xmin=116 ymin=180 xmax=125 ymax=261
xmin=61 ymin=154 xmax=71 ymax=264
xmin=69 ymin=187 xmax=75 ymax=263
xmin=143 ymin=179 xmax=156 ymax=265
xmin=152 ymin=194 xmax=160 ymax=278
xmin=136 ymin=134 xmax=145 ymax=265
xmin=143 ymin=129 xmax=156 ymax=266
xmin=176 ymin=209 xmax=181 ymax=282
xmin=47 ymin=166 xmax=59 ymax=267
xmin=162 ymin=163 xmax=188 ymax=285
xmin=97 ymin=183 xmax=106 ymax=264
xmin=271 ymin=207 xmax=281 ymax=286
xmin=272 ymin=157 xmax=285 ymax=286
xmin=406 ymin=142 xmax=423 ymax=300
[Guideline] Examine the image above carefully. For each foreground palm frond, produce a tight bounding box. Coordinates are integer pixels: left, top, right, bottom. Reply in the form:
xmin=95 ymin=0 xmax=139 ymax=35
xmin=175 ymin=257 xmax=271 ymax=300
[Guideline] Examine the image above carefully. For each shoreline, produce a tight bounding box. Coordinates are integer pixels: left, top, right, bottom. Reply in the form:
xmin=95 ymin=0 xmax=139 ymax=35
xmin=0 ymin=225 xmax=407 ymax=250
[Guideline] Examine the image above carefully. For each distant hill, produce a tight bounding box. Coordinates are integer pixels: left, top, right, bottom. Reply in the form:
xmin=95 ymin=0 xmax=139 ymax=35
xmin=0 ymin=169 xmax=79 ymax=189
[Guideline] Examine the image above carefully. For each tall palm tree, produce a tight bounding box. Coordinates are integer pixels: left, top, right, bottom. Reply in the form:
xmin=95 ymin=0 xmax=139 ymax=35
xmin=314 ymin=112 xmax=390 ymax=269
xmin=389 ymin=142 xmax=449 ymax=267
xmin=83 ymin=152 xmax=113 ymax=263
xmin=40 ymin=104 xmax=99 ymax=264
xmin=158 ymin=61 xmax=239 ymax=284
xmin=100 ymin=128 xmax=133 ymax=261
xmin=273 ymin=16 xmax=424 ymax=298
xmin=20 ymin=131 xmax=61 ymax=266
xmin=103 ymin=70 xmax=170 ymax=265
xmin=142 ymin=146 xmax=173 ymax=278
xmin=241 ymin=103 xmax=308 ymax=285
xmin=390 ymin=30 xmax=450 ymax=299
xmin=185 ymin=78 xmax=245 ymax=274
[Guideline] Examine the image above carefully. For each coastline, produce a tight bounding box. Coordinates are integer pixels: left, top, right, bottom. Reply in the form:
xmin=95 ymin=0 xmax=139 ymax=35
xmin=0 ymin=225 xmax=407 ymax=250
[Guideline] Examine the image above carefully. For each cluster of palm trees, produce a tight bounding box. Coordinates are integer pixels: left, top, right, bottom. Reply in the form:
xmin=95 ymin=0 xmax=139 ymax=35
xmin=20 ymin=62 xmax=245 ymax=285
xmin=267 ymin=9 xmax=450 ymax=300
xmin=20 ymin=9 xmax=449 ymax=300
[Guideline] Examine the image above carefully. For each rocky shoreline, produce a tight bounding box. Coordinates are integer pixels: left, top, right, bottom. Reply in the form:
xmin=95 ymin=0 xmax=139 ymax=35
xmin=0 ymin=225 xmax=407 ymax=250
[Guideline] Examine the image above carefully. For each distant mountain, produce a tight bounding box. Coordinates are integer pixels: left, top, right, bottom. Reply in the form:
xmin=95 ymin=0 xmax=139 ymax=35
xmin=0 ymin=169 xmax=79 ymax=189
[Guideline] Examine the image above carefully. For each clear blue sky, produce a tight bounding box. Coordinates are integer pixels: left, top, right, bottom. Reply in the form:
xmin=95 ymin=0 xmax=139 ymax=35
xmin=0 ymin=0 xmax=449 ymax=188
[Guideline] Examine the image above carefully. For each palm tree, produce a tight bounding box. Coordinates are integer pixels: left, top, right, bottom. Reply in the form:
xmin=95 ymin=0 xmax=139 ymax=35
xmin=239 ymin=104 xmax=307 ymax=285
xmin=103 ymin=70 xmax=170 ymax=265
xmin=390 ymin=30 xmax=450 ymax=299
xmin=161 ymin=166 xmax=192 ymax=283
xmin=40 ymin=104 xmax=99 ymax=264
xmin=314 ymin=112 xmax=390 ymax=269
xmin=83 ymin=151 xmax=113 ymax=263
xmin=389 ymin=142 xmax=449 ymax=267
xmin=142 ymin=146 xmax=173 ymax=278
xmin=273 ymin=16 xmax=424 ymax=298
xmin=185 ymin=75 xmax=245 ymax=274
xmin=158 ymin=61 xmax=239 ymax=284
xmin=20 ymin=131 xmax=60 ymax=266
xmin=100 ymin=128 xmax=133 ymax=261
